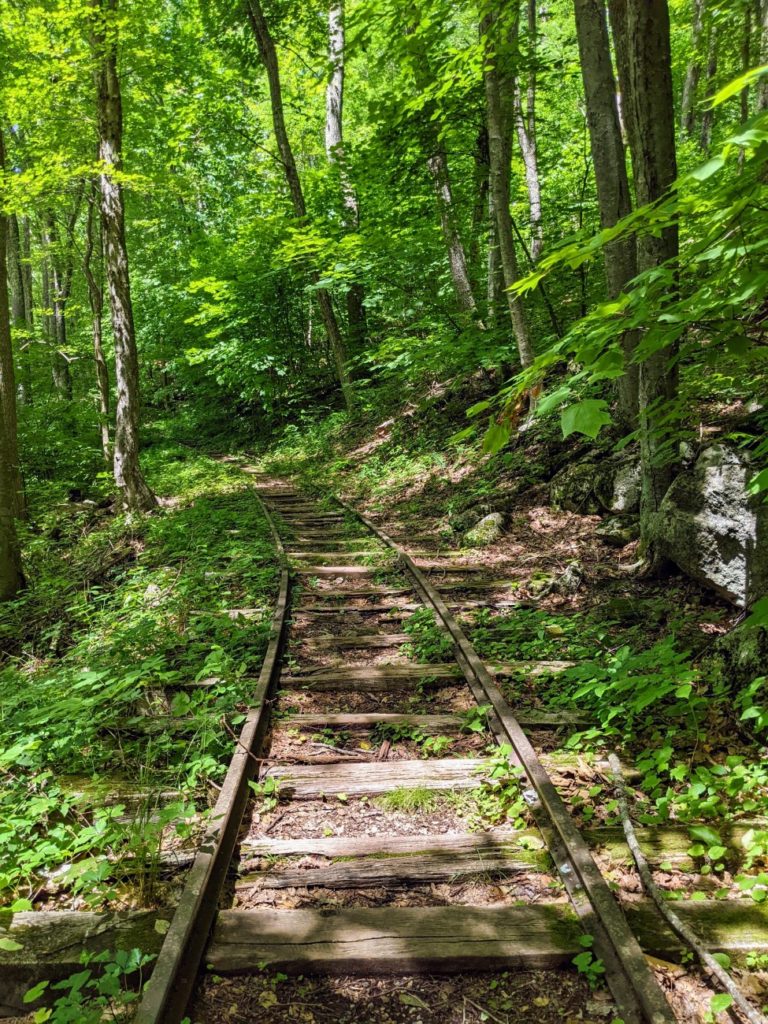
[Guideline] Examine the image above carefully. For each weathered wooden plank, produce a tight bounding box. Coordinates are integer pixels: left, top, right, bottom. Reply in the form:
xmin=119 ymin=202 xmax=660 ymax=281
xmin=237 ymin=849 xmax=545 ymax=890
xmin=240 ymin=833 xmax=536 ymax=859
xmin=276 ymin=712 xmax=466 ymax=731
xmin=296 ymin=586 xmax=415 ymax=597
xmin=286 ymin=663 xmax=461 ymax=681
xmin=205 ymin=900 xmax=768 ymax=974
xmin=288 ymin=551 xmax=381 ymax=560
xmin=294 ymin=566 xmax=379 ymax=577
xmin=298 ymin=633 xmax=411 ymax=649
xmin=275 ymin=708 xmax=588 ymax=730
xmin=266 ymin=758 xmax=487 ymax=798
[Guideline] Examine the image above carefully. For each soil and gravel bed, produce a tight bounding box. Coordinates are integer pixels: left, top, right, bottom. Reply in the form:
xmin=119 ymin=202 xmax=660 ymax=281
xmin=243 ymin=796 xmax=514 ymax=841
xmin=276 ymin=686 xmax=477 ymax=716
xmin=189 ymin=969 xmax=603 ymax=1024
xmin=268 ymin=728 xmax=488 ymax=762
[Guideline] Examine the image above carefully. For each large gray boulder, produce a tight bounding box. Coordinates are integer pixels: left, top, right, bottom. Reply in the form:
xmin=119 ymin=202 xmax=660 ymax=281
xmin=550 ymin=452 xmax=641 ymax=515
xmin=654 ymin=444 xmax=768 ymax=607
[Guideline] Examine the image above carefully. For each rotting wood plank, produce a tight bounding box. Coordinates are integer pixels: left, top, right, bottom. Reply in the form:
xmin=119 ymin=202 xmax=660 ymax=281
xmin=6 ymin=900 xmax=768 ymax=1012
xmin=294 ymin=566 xmax=379 ymax=577
xmin=265 ymin=757 xmax=488 ymax=798
xmin=282 ymin=661 xmax=574 ymax=683
xmin=240 ymin=833 xmax=538 ymax=859
xmin=237 ymin=848 xmax=546 ymax=889
xmin=204 ymin=901 xmax=768 ymax=974
xmin=286 ymin=551 xmax=381 ymax=559
xmin=298 ymin=633 xmax=410 ymax=648
xmin=275 ymin=708 xmax=589 ymax=730
xmin=295 ymin=586 xmax=416 ymax=598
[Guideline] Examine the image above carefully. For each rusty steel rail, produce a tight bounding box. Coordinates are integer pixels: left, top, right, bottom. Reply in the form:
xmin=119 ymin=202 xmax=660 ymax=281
xmin=339 ymin=498 xmax=675 ymax=1024
xmin=132 ymin=492 xmax=289 ymax=1024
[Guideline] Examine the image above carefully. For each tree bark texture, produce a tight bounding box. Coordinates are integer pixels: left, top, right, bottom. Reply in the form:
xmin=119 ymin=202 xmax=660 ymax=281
xmin=93 ymin=0 xmax=156 ymax=510
xmin=759 ymin=0 xmax=768 ymax=111
xmin=574 ymin=0 xmax=639 ymax=430
xmin=482 ymin=8 xmax=535 ymax=369
xmin=515 ymin=0 xmax=543 ymax=263
xmin=680 ymin=0 xmax=705 ymax=136
xmin=7 ymin=214 xmax=33 ymax=405
xmin=245 ymin=0 xmax=353 ymax=409
xmin=698 ymin=21 xmax=718 ymax=151
xmin=609 ymin=0 xmax=679 ymax=551
xmin=44 ymin=213 xmax=73 ymax=401
xmin=0 ymin=130 xmax=25 ymax=520
xmin=84 ymin=182 xmax=111 ymax=463
xmin=427 ymin=146 xmax=480 ymax=317
xmin=325 ymin=0 xmax=367 ymax=352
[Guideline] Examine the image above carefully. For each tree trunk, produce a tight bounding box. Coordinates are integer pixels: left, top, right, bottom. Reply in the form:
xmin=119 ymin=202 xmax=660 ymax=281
xmin=0 ymin=130 xmax=25 ymax=521
xmin=44 ymin=213 xmax=73 ymax=401
xmin=574 ymin=0 xmax=639 ymax=431
xmin=92 ymin=0 xmax=156 ymax=511
xmin=84 ymin=181 xmax=111 ymax=463
xmin=245 ymin=0 xmax=353 ymax=410
xmin=698 ymin=22 xmax=718 ymax=151
xmin=325 ymin=0 xmax=367 ymax=353
xmin=482 ymin=8 xmax=535 ymax=369
xmin=609 ymin=0 xmax=679 ymax=557
xmin=7 ymin=214 xmax=33 ymax=405
xmin=758 ymin=0 xmax=768 ymax=111
xmin=0 ymin=394 xmax=24 ymax=600
xmin=680 ymin=0 xmax=705 ymax=136
xmin=427 ymin=145 xmax=481 ymax=317
xmin=515 ymin=0 xmax=543 ymax=263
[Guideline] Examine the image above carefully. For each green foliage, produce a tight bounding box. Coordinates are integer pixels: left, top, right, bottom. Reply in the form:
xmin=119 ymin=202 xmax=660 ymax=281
xmin=471 ymin=745 xmax=527 ymax=828
xmin=25 ymin=949 xmax=155 ymax=1024
xmin=403 ymin=607 xmax=455 ymax=663
xmin=0 ymin=447 xmax=277 ymax=906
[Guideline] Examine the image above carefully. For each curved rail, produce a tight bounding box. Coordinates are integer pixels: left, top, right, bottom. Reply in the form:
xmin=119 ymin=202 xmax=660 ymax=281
xmin=338 ymin=497 xmax=675 ymax=1024
xmin=132 ymin=492 xmax=290 ymax=1024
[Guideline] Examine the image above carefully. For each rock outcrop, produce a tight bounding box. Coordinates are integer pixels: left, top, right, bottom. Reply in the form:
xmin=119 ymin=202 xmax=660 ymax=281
xmin=654 ymin=444 xmax=768 ymax=607
xmin=550 ymin=452 xmax=641 ymax=515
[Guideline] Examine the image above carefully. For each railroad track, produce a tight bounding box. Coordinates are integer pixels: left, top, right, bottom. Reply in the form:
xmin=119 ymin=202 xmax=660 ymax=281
xmin=3 ymin=468 xmax=764 ymax=1022
xmin=131 ymin=471 xmax=670 ymax=1024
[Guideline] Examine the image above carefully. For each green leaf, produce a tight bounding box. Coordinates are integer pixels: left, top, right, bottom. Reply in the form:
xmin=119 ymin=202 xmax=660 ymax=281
xmin=0 ymin=937 xmax=23 ymax=952
xmin=688 ymin=157 xmax=724 ymax=182
xmin=709 ymin=993 xmax=733 ymax=1015
xmin=560 ymin=399 xmax=612 ymax=440
xmin=688 ymin=825 xmax=721 ymax=848
xmin=24 ymin=981 xmax=49 ymax=1004
xmin=707 ymin=846 xmax=728 ymax=861
xmin=710 ymin=66 xmax=768 ymax=107
xmin=483 ymin=419 xmax=511 ymax=455
xmin=712 ymin=953 xmax=731 ymax=970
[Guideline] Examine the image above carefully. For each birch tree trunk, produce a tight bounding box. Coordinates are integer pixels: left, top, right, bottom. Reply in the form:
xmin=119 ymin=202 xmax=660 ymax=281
xmin=759 ymin=0 xmax=768 ymax=111
xmin=698 ymin=23 xmax=718 ymax=152
xmin=574 ymin=0 xmax=639 ymax=431
xmin=515 ymin=0 xmax=543 ymax=263
xmin=609 ymin=0 xmax=679 ymax=559
xmin=325 ymin=0 xmax=367 ymax=352
xmin=0 ymin=130 xmax=25 ymax=521
xmin=84 ymin=182 xmax=111 ymax=463
xmin=245 ymin=0 xmax=353 ymax=411
xmin=680 ymin=0 xmax=705 ymax=136
xmin=44 ymin=213 xmax=73 ymax=401
xmin=7 ymin=214 xmax=33 ymax=405
xmin=482 ymin=8 xmax=534 ymax=370
xmin=92 ymin=0 xmax=156 ymax=511
xmin=427 ymin=144 xmax=480 ymax=317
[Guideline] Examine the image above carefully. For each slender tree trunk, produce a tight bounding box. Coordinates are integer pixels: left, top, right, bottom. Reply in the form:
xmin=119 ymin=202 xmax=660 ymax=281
xmin=325 ymin=1 xmax=367 ymax=353
xmin=515 ymin=0 xmax=543 ymax=263
xmin=245 ymin=0 xmax=353 ymax=410
xmin=0 ymin=130 xmax=25 ymax=521
xmin=486 ymin=192 xmax=505 ymax=327
xmin=84 ymin=182 xmax=111 ymax=463
xmin=7 ymin=214 xmax=33 ymax=405
xmin=699 ymin=23 xmax=718 ymax=151
xmin=758 ymin=0 xmax=768 ymax=111
xmin=44 ymin=213 xmax=73 ymax=401
xmin=482 ymin=8 xmax=535 ymax=369
xmin=609 ymin=0 xmax=679 ymax=558
xmin=92 ymin=0 xmax=156 ymax=511
xmin=680 ymin=0 xmax=705 ymax=136
xmin=427 ymin=145 xmax=481 ymax=317
xmin=574 ymin=0 xmax=639 ymax=431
